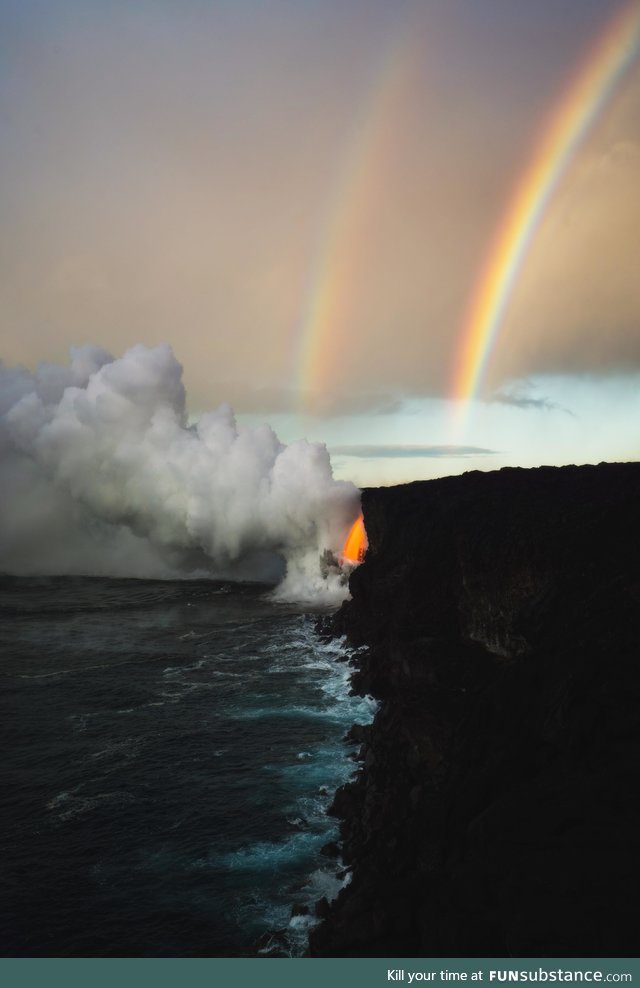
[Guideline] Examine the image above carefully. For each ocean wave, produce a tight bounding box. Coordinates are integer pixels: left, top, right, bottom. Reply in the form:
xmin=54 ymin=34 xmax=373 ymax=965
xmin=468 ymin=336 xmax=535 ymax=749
xmin=46 ymin=787 xmax=138 ymax=822
xmin=216 ymin=830 xmax=327 ymax=873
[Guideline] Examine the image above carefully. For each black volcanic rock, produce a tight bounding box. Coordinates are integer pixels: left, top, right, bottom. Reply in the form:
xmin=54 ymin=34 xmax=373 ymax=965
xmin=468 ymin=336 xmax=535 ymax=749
xmin=310 ymin=462 xmax=640 ymax=957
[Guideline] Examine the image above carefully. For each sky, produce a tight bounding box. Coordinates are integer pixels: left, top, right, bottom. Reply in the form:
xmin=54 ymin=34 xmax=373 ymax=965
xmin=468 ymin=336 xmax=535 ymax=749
xmin=1 ymin=0 xmax=639 ymax=488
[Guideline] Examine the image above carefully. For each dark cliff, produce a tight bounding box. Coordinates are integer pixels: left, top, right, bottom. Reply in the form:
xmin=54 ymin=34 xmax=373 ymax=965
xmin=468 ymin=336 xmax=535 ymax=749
xmin=310 ymin=461 xmax=640 ymax=957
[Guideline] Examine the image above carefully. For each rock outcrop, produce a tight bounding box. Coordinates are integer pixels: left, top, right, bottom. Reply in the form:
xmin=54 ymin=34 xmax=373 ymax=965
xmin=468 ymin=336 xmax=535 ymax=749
xmin=310 ymin=462 xmax=640 ymax=957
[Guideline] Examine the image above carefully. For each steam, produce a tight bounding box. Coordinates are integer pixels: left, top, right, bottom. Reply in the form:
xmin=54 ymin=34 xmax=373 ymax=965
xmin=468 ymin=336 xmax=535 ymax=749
xmin=0 ymin=344 xmax=359 ymax=600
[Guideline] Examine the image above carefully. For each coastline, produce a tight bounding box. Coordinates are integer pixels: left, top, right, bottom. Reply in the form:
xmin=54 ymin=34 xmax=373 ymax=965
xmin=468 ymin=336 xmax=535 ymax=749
xmin=310 ymin=461 xmax=640 ymax=957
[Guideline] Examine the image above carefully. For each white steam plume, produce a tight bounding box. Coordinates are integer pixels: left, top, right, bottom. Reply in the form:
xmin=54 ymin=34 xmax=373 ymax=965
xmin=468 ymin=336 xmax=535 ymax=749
xmin=0 ymin=344 xmax=360 ymax=600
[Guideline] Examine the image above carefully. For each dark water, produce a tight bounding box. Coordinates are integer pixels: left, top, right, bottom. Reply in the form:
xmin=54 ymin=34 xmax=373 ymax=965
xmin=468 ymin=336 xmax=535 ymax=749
xmin=0 ymin=576 xmax=373 ymax=957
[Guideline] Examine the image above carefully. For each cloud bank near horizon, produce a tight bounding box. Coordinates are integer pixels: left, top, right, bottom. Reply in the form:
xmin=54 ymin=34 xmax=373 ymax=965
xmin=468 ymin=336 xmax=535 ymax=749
xmin=331 ymin=444 xmax=498 ymax=459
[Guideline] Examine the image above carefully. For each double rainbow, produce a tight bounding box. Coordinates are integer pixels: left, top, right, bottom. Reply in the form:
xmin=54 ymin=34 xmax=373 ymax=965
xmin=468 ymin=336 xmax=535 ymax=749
xmin=292 ymin=4 xmax=640 ymax=422
xmin=451 ymin=2 xmax=640 ymax=428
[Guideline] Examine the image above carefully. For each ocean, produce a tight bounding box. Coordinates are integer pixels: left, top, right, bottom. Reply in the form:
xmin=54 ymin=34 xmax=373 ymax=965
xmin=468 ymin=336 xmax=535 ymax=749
xmin=0 ymin=575 xmax=373 ymax=957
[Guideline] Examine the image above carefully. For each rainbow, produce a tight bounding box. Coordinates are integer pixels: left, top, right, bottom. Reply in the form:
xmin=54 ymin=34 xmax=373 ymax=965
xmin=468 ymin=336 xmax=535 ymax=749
xmin=451 ymin=1 xmax=640 ymax=428
xmin=293 ymin=27 xmax=414 ymax=414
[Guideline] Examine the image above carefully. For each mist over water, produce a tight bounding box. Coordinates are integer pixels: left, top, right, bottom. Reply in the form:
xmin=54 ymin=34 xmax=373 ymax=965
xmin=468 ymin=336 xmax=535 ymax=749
xmin=0 ymin=344 xmax=359 ymax=601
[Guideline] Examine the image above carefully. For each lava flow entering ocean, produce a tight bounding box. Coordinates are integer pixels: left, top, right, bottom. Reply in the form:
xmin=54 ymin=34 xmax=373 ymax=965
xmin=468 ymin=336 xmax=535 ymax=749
xmin=342 ymin=515 xmax=368 ymax=565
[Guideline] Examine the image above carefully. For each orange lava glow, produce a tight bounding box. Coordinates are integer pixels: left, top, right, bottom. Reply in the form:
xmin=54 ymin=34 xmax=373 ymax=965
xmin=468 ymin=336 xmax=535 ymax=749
xmin=342 ymin=515 xmax=368 ymax=564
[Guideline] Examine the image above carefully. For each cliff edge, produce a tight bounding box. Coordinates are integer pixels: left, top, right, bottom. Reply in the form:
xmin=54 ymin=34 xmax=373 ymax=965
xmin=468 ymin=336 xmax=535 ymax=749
xmin=310 ymin=462 xmax=640 ymax=957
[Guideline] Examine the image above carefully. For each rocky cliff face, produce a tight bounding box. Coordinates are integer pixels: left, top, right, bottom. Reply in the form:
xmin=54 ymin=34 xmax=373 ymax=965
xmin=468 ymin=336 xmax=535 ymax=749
xmin=310 ymin=462 xmax=640 ymax=957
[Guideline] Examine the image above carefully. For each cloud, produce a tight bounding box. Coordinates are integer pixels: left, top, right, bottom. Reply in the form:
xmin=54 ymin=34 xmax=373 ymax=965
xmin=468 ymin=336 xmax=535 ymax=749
xmin=331 ymin=444 xmax=498 ymax=459
xmin=0 ymin=345 xmax=359 ymax=600
xmin=490 ymin=387 xmax=574 ymax=415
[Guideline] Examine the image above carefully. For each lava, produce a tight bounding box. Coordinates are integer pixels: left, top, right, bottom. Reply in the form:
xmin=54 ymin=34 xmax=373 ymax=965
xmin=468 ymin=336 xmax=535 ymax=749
xmin=342 ymin=514 xmax=368 ymax=565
